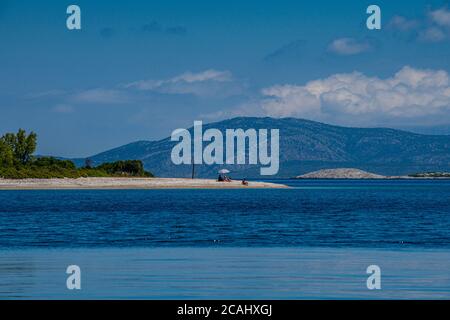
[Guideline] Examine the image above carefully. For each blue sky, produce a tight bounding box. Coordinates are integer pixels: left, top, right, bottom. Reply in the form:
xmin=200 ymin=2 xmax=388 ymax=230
xmin=1 ymin=0 xmax=450 ymax=157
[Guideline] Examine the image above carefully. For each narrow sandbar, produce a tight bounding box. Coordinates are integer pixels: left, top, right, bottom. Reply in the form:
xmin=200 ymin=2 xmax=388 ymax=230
xmin=0 ymin=177 xmax=289 ymax=190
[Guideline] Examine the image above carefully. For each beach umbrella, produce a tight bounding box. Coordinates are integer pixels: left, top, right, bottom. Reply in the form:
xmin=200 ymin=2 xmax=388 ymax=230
xmin=218 ymin=169 xmax=230 ymax=174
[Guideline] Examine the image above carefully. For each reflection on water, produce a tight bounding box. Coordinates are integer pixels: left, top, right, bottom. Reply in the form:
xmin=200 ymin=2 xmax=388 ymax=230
xmin=1 ymin=247 xmax=449 ymax=299
xmin=0 ymin=258 xmax=35 ymax=299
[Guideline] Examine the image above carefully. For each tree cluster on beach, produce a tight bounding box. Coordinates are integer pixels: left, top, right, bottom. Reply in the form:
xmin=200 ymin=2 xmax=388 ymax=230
xmin=0 ymin=129 xmax=36 ymax=167
xmin=0 ymin=129 xmax=153 ymax=179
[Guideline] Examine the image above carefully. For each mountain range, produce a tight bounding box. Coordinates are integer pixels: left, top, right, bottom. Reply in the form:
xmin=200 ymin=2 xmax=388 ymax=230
xmin=71 ymin=117 xmax=450 ymax=178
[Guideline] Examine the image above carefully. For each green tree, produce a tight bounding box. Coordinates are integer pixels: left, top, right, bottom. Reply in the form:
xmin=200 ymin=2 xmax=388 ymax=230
xmin=96 ymin=160 xmax=152 ymax=177
xmin=0 ymin=139 xmax=14 ymax=167
xmin=1 ymin=129 xmax=37 ymax=164
xmin=1 ymin=128 xmax=155 ymax=179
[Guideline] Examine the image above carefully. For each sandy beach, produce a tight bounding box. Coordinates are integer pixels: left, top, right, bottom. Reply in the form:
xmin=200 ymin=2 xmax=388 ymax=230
xmin=0 ymin=177 xmax=288 ymax=190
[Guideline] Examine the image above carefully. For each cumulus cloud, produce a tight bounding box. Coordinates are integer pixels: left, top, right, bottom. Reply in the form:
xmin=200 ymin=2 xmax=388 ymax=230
xmin=125 ymin=69 xmax=241 ymax=97
xmin=429 ymin=6 xmax=450 ymax=27
xmin=418 ymin=27 xmax=446 ymax=42
xmin=386 ymin=6 xmax=450 ymax=43
xmin=387 ymin=15 xmax=420 ymax=32
xmin=327 ymin=38 xmax=372 ymax=55
xmin=420 ymin=6 xmax=450 ymax=42
xmin=260 ymin=66 xmax=450 ymax=125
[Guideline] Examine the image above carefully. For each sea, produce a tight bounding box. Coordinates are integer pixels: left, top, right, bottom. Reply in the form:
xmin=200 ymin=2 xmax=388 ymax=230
xmin=0 ymin=179 xmax=449 ymax=299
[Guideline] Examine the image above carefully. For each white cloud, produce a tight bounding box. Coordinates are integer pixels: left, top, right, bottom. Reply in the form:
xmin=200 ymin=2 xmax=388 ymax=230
xmin=418 ymin=6 xmax=450 ymax=42
xmin=387 ymin=15 xmax=420 ymax=32
xmin=328 ymin=38 xmax=371 ymax=55
xmin=71 ymin=89 xmax=129 ymax=104
xmin=418 ymin=27 xmax=446 ymax=42
xmin=429 ymin=7 xmax=450 ymax=27
xmin=260 ymin=66 xmax=450 ymax=125
xmin=125 ymin=69 xmax=240 ymax=97
xmin=169 ymin=69 xmax=232 ymax=83
xmin=386 ymin=7 xmax=450 ymax=43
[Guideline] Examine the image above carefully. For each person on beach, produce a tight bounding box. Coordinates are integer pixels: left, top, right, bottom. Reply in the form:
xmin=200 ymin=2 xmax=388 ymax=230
xmin=242 ymin=178 xmax=248 ymax=186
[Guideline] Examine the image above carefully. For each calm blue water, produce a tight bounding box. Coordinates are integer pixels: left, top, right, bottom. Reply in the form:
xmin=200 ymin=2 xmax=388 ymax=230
xmin=2 ymin=247 xmax=450 ymax=299
xmin=0 ymin=179 xmax=449 ymax=249
xmin=1 ymin=180 xmax=450 ymax=299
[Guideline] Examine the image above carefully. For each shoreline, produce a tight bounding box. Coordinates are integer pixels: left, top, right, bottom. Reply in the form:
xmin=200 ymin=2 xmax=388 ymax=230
xmin=295 ymin=168 xmax=450 ymax=180
xmin=0 ymin=177 xmax=289 ymax=190
xmin=294 ymin=176 xmax=450 ymax=180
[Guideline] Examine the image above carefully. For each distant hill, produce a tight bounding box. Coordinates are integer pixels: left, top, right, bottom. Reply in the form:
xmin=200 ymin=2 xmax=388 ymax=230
xmin=71 ymin=117 xmax=450 ymax=178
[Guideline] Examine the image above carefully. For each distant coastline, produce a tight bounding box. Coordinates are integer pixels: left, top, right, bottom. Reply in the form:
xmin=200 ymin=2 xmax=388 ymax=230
xmin=0 ymin=177 xmax=289 ymax=190
xmin=295 ymin=168 xmax=450 ymax=179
